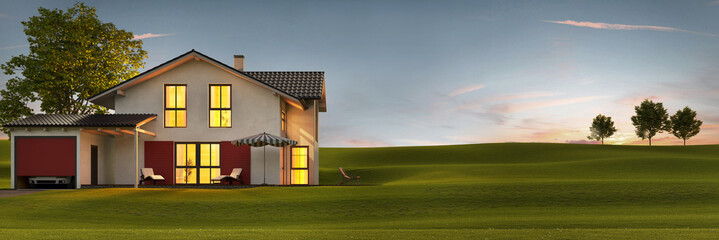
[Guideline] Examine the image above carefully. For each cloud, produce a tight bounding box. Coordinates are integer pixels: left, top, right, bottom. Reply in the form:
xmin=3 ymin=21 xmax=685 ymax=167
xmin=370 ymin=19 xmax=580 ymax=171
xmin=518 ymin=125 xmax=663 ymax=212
xmin=710 ymin=0 xmax=719 ymax=5
xmin=545 ymin=20 xmax=717 ymax=37
xmin=577 ymin=78 xmax=597 ymax=86
xmin=398 ymin=139 xmax=451 ymax=146
xmin=0 ymin=13 xmax=9 ymax=18
xmin=132 ymin=33 xmax=174 ymax=40
xmin=448 ymin=84 xmax=485 ymax=97
xmin=617 ymin=95 xmax=661 ymax=107
xmin=528 ymin=128 xmax=581 ymax=142
xmin=491 ymin=96 xmax=606 ymax=114
xmin=565 ymin=139 xmax=600 ymax=144
xmin=343 ymin=139 xmax=390 ymax=147
xmin=0 ymin=44 xmax=28 ymax=50
xmin=489 ymin=91 xmax=558 ymax=102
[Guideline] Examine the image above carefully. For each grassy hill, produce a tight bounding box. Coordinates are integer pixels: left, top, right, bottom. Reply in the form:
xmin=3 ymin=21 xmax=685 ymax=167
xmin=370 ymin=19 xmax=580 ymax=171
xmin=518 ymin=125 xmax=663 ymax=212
xmin=2 ymin=142 xmax=719 ymax=239
xmin=320 ymin=143 xmax=719 ymax=185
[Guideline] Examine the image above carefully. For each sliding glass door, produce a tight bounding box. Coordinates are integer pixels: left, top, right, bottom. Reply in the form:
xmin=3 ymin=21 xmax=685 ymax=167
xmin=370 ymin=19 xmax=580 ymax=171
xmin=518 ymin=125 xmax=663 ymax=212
xmin=176 ymin=143 xmax=220 ymax=184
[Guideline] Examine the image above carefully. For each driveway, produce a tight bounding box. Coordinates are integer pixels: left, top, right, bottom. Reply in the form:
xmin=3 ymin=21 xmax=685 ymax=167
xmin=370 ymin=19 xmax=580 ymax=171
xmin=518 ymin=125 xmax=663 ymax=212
xmin=0 ymin=190 xmax=45 ymax=198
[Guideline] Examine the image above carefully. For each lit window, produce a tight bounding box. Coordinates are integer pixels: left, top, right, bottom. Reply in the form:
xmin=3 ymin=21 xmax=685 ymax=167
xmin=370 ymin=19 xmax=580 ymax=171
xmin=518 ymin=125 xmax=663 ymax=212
xmin=291 ymin=146 xmax=308 ymax=185
xmin=165 ymin=85 xmax=187 ymax=127
xmin=176 ymin=143 xmax=220 ymax=184
xmin=209 ymin=85 xmax=231 ymax=127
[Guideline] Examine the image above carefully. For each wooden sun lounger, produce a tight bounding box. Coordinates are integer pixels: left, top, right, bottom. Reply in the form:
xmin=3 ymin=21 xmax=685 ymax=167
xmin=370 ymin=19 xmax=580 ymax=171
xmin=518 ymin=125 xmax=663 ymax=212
xmin=337 ymin=167 xmax=360 ymax=185
xmin=140 ymin=168 xmax=166 ymax=185
xmin=211 ymin=168 xmax=243 ymax=185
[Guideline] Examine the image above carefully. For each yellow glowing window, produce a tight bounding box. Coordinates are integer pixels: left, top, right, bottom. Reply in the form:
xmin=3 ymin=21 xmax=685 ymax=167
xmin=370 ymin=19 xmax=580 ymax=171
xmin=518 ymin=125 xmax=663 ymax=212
xmin=291 ymin=170 xmax=308 ymax=185
xmin=176 ymin=143 xmax=220 ymax=184
xmin=290 ymin=146 xmax=309 ymax=185
xmin=209 ymin=85 xmax=231 ymax=127
xmin=164 ymin=85 xmax=187 ymax=127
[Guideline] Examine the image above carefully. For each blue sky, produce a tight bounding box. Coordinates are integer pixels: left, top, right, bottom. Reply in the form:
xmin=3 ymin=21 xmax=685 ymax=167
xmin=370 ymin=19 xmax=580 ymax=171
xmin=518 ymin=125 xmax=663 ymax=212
xmin=1 ymin=0 xmax=719 ymax=146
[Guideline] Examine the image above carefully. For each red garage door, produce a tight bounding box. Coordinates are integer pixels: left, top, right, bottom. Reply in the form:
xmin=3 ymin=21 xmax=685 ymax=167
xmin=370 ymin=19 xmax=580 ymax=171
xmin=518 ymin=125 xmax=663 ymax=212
xmin=15 ymin=137 xmax=76 ymax=176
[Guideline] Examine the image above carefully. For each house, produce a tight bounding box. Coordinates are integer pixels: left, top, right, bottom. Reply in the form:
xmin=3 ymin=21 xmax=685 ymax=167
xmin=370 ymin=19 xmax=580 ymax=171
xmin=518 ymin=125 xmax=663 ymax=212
xmin=6 ymin=50 xmax=326 ymax=189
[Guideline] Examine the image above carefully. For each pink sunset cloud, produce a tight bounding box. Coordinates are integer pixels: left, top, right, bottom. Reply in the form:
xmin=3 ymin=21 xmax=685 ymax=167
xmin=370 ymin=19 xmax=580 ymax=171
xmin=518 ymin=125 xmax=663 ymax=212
xmin=491 ymin=96 xmax=606 ymax=114
xmin=489 ymin=91 xmax=558 ymax=102
xmin=566 ymin=139 xmax=600 ymax=144
xmin=617 ymin=95 xmax=661 ymax=107
xmin=545 ymin=20 xmax=717 ymax=37
xmin=343 ymin=139 xmax=390 ymax=147
xmin=448 ymin=84 xmax=485 ymax=97
xmin=133 ymin=33 xmax=174 ymax=40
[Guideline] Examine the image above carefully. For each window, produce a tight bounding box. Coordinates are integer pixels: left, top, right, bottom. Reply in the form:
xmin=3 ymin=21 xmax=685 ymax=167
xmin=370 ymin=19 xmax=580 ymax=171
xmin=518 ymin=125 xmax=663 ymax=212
xmin=164 ymin=84 xmax=187 ymax=127
xmin=290 ymin=146 xmax=309 ymax=185
xmin=281 ymin=111 xmax=286 ymax=132
xmin=209 ymin=85 xmax=231 ymax=127
xmin=175 ymin=143 xmax=221 ymax=184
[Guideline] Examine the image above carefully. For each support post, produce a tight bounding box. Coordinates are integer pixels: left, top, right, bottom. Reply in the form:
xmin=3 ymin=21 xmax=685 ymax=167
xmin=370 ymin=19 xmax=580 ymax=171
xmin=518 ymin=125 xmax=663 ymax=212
xmin=134 ymin=127 xmax=139 ymax=188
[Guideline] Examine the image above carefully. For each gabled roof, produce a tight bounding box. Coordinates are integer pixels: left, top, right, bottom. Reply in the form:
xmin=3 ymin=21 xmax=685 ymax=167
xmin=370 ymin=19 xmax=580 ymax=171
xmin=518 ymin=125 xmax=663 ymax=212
xmin=88 ymin=50 xmax=325 ymax=110
xmin=5 ymin=114 xmax=157 ymax=128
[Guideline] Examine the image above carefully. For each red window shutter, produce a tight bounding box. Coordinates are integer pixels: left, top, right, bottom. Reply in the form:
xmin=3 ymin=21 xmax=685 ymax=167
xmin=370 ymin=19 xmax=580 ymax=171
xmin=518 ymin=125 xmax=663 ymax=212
xmin=220 ymin=141 xmax=251 ymax=184
xmin=144 ymin=141 xmax=174 ymax=185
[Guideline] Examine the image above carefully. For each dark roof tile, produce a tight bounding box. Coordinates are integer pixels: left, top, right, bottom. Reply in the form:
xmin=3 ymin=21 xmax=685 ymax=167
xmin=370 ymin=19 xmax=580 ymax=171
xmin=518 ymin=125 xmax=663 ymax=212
xmin=5 ymin=114 xmax=157 ymax=127
xmin=245 ymin=71 xmax=324 ymax=100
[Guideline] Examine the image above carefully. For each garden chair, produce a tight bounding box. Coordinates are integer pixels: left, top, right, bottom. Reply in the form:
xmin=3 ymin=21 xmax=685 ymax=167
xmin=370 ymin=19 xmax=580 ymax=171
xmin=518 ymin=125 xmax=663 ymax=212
xmin=337 ymin=167 xmax=360 ymax=185
xmin=211 ymin=168 xmax=244 ymax=185
xmin=140 ymin=168 xmax=165 ymax=185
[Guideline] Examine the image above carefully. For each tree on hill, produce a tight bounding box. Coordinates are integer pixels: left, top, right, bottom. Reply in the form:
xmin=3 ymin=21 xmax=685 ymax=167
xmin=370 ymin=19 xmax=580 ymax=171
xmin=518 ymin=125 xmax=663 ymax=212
xmin=630 ymin=99 xmax=669 ymax=146
xmin=0 ymin=3 xmax=147 ymax=135
xmin=587 ymin=114 xmax=617 ymax=145
xmin=668 ymin=106 xmax=702 ymax=146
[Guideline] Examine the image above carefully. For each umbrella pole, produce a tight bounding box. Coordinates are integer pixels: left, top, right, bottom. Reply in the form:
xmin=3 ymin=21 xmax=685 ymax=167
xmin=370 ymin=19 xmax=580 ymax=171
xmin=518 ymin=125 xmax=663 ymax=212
xmin=263 ymin=145 xmax=266 ymax=185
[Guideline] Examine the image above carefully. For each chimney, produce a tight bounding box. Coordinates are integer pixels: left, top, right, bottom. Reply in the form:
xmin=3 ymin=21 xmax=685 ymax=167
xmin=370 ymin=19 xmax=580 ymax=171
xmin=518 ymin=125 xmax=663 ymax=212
xmin=233 ymin=55 xmax=245 ymax=71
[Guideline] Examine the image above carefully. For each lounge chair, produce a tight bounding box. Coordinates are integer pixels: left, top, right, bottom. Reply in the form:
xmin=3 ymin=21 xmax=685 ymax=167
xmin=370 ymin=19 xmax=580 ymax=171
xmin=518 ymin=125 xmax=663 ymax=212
xmin=211 ymin=168 xmax=244 ymax=185
xmin=140 ymin=168 xmax=165 ymax=185
xmin=337 ymin=167 xmax=360 ymax=185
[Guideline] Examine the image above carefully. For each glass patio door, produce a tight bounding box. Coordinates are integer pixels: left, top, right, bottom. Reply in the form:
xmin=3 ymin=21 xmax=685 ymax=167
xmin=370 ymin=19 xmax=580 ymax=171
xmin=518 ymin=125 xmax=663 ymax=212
xmin=290 ymin=146 xmax=309 ymax=185
xmin=176 ymin=143 xmax=221 ymax=184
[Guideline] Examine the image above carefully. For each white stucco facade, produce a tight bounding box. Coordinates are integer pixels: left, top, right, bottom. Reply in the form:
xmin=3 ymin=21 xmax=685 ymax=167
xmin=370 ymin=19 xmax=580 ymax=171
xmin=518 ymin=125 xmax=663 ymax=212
xmin=108 ymin=55 xmax=320 ymax=185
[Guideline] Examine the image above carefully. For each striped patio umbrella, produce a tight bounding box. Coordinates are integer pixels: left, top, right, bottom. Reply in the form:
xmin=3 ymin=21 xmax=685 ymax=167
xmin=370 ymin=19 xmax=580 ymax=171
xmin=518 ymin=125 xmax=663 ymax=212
xmin=231 ymin=132 xmax=298 ymax=147
xmin=231 ymin=132 xmax=297 ymax=184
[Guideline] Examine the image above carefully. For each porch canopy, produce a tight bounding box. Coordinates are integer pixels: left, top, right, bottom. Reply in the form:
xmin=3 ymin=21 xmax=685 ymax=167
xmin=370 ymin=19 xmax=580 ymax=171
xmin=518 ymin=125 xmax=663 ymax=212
xmin=6 ymin=113 xmax=158 ymax=188
xmin=232 ymin=132 xmax=297 ymax=185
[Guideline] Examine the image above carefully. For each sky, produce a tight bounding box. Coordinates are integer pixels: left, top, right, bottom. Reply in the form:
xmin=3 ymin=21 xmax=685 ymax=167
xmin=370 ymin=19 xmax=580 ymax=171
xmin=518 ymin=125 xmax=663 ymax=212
xmin=1 ymin=0 xmax=719 ymax=146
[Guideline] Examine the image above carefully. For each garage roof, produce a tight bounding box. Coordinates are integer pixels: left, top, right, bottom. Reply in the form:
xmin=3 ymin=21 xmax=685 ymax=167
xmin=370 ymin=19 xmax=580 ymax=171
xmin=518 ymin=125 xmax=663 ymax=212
xmin=5 ymin=114 xmax=157 ymax=127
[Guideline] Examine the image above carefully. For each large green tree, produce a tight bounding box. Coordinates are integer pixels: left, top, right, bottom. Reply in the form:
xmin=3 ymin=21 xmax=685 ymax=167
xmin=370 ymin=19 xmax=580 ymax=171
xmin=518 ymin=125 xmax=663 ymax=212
xmin=587 ymin=114 xmax=617 ymax=145
xmin=0 ymin=2 xmax=147 ymax=135
xmin=630 ymin=99 xmax=669 ymax=146
xmin=668 ymin=106 xmax=702 ymax=146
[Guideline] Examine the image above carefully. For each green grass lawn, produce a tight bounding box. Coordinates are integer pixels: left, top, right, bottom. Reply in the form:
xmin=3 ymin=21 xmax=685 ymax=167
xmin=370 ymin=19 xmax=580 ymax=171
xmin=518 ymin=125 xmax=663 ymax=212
xmin=0 ymin=140 xmax=9 ymax=189
xmin=2 ymin=141 xmax=719 ymax=239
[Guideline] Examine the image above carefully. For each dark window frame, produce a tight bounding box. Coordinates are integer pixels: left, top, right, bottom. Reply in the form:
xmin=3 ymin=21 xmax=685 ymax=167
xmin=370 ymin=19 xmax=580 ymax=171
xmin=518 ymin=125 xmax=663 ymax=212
xmin=290 ymin=146 xmax=309 ymax=185
xmin=164 ymin=84 xmax=187 ymax=128
xmin=174 ymin=142 xmax=221 ymax=184
xmin=208 ymin=84 xmax=232 ymax=128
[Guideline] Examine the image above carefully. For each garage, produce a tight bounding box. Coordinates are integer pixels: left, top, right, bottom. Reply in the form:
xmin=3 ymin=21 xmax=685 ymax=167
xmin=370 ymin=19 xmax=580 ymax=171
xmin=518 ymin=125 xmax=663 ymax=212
xmin=15 ymin=136 xmax=76 ymax=189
